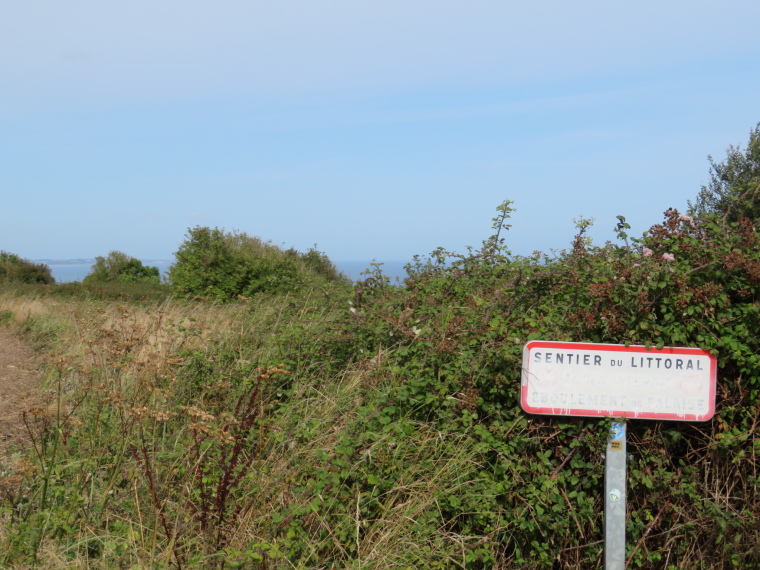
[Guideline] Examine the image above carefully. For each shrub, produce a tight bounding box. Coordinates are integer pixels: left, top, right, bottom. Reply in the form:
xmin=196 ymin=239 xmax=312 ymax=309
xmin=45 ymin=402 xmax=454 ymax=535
xmin=0 ymin=251 xmax=54 ymax=284
xmin=83 ymin=251 xmax=161 ymax=285
xmin=689 ymin=122 xmax=760 ymax=222
xmin=294 ymin=245 xmax=345 ymax=281
xmin=168 ymin=226 xmax=347 ymax=301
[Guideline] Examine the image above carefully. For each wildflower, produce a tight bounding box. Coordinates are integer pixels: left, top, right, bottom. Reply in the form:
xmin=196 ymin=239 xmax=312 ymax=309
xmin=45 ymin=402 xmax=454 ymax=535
xmin=679 ymin=214 xmax=694 ymax=223
xmin=662 ymin=253 xmax=675 ymax=262
xmin=642 ymin=248 xmax=653 ymax=257
xmin=633 ymin=263 xmax=641 ymax=267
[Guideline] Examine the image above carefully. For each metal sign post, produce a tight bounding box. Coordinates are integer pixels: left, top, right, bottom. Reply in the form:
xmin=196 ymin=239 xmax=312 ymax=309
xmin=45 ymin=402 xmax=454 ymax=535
xmin=520 ymin=341 xmax=717 ymax=568
xmin=605 ymin=421 xmax=626 ymax=570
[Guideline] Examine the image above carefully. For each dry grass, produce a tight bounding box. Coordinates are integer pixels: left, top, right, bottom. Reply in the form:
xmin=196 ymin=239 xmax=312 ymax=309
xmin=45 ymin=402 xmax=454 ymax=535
xmin=0 ymin=287 xmax=360 ymax=567
xmin=0 ymin=284 xmax=758 ymax=569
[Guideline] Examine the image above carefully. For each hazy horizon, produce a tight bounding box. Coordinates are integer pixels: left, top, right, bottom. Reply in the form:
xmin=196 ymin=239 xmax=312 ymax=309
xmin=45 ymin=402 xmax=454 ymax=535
xmin=41 ymin=258 xmax=409 ymax=283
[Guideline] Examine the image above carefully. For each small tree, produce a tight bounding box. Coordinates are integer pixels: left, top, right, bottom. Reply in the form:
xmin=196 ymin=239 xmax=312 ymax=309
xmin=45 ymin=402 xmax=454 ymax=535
xmin=0 ymin=251 xmax=55 ymax=284
xmin=83 ymin=251 xmax=160 ymax=285
xmin=689 ymin=122 xmax=760 ymax=222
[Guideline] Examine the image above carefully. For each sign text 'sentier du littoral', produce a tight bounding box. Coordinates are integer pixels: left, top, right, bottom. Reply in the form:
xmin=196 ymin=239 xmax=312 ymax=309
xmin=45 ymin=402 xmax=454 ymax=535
xmin=521 ymin=341 xmax=717 ymax=421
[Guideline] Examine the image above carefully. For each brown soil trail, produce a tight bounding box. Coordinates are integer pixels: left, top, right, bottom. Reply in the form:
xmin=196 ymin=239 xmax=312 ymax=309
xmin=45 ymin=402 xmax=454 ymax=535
xmin=0 ymin=327 xmax=46 ymax=456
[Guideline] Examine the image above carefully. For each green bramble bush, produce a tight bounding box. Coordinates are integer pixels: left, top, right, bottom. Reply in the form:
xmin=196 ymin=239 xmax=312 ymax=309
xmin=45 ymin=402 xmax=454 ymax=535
xmin=282 ymin=193 xmax=760 ymax=566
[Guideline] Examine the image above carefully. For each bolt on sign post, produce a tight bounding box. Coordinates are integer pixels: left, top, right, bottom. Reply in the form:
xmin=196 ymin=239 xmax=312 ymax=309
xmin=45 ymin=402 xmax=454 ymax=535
xmin=520 ymin=341 xmax=717 ymax=570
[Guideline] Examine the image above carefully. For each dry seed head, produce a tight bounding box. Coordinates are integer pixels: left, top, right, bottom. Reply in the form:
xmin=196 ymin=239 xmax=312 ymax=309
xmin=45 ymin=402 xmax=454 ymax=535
xmin=66 ymin=418 xmax=83 ymax=429
xmin=217 ymin=429 xmax=236 ymax=445
xmin=13 ymin=458 xmax=37 ymax=478
xmin=180 ymin=406 xmax=216 ymax=423
xmin=255 ymin=365 xmax=290 ymax=379
xmin=100 ymin=396 xmax=123 ymax=405
xmin=24 ymin=405 xmax=48 ymax=418
xmin=219 ymin=412 xmax=239 ymax=426
xmin=131 ymin=407 xmax=175 ymax=421
xmin=188 ymin=422 xmax=215 ymax=436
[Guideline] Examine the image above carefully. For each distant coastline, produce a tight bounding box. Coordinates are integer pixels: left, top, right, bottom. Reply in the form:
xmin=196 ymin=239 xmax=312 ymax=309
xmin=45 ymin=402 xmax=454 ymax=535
xmin=38 ymin=259 xmax=173 ymax=283
xmin=37 ymin=259 xmax=409 ymax=283
xmin=38 ymin=259 xmax=172 ymax=266
xmin=36 ymin=259 xmax=97 ymax=267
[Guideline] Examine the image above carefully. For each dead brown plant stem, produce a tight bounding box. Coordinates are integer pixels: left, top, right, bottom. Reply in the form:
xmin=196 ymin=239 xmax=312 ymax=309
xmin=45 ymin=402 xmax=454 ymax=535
xmin=624 ymin=499 xmax=670 ymax=569
xmin=551 ymin=427 xmax=588 ymax=479
xmin=132 ymin=441 xmax=182 ymax=570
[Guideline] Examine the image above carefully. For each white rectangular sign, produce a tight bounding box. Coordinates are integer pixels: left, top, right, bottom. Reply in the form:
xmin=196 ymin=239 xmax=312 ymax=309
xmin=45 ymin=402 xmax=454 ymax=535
xmin=521 ymin=341 xmax=717 ymax=421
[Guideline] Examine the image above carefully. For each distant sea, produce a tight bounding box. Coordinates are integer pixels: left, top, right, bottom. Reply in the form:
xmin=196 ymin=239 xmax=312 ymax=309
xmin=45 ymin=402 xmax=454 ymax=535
xmin=333 ymin=260 xmax=409 ymax=282
xmin=41 ymin=259 xmax=410 ymax=284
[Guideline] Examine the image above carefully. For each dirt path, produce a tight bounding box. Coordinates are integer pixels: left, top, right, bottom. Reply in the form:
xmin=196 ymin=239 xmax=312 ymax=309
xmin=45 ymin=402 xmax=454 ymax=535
xmin=0 ymin=327 xmax=45 ymax=456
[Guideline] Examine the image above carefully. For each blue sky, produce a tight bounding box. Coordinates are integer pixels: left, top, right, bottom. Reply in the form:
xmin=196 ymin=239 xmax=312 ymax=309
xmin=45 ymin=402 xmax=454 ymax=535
xmin=2 ymin=1 xmax=759 ymax=266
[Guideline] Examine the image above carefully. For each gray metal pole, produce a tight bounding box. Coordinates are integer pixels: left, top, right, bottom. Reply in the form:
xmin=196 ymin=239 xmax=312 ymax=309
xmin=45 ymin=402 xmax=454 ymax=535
xmin=605 ymin=421 xmax=627 ymax=570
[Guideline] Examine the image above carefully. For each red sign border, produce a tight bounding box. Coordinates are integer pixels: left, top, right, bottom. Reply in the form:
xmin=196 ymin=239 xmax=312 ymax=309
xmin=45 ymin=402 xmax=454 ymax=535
xmin=521 ymin=341 xmax=717 ymax=421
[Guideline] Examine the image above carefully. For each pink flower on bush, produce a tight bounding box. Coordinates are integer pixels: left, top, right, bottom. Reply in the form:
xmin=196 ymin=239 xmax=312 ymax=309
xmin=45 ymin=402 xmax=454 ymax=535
xmin=679 ymin=214 xmax=694 ymax=223
xmin=662 ymin=253 xmax=675 ymax=262
xmin=642 ymin=248 xmax=653 ymax=257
